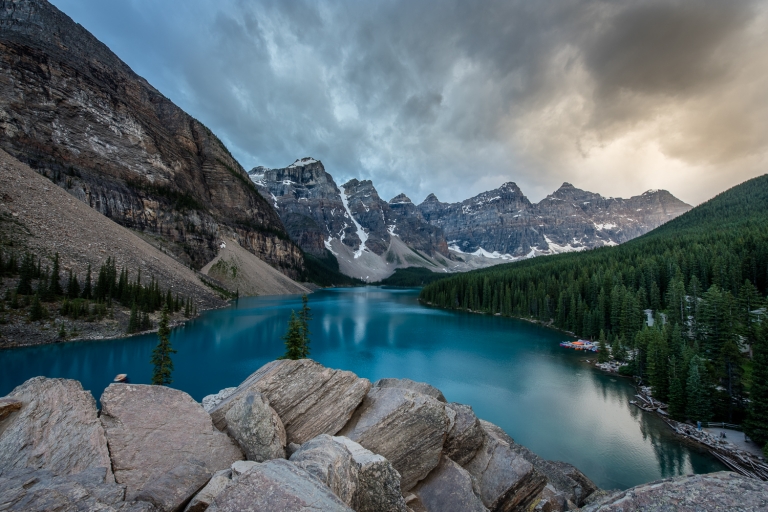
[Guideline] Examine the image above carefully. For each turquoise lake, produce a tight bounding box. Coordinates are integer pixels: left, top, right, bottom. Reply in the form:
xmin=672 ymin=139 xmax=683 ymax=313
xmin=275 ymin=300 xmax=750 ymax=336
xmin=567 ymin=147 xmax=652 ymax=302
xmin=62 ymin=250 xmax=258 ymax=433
xmin=0 ymin=287 xmax=724 ymax=490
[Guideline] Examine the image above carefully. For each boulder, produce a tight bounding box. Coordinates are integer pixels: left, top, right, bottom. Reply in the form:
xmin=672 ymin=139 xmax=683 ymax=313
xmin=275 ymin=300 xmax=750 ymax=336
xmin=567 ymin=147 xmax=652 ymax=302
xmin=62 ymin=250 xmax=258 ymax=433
xmin=333 ymin=436 xmax=408 ymax=512
xmin=443 ymin=402 xmax=484 ymax=466
xmin=549 ymin=461 xmax=598 ymax=505
xmin=206 ymin=459 xmax=353 ymax=511
xmin=338 ymin=386 xmax=449 ymax=491
xmin=333 ymin=436 xmax=406 ymax=512
xmin=224 ymin=391 xmax=286 ymax=462
xmin=230 ymin=460 xmax=259 ymax=478
xmin=184 ymin=469 xmax=232 ymax=512
xmin=0 ymin=466 xmax=152 ymax=511
xmin=201 ymin=388 xmax=236 ymax=413
xmin=0 ymin=397 xmax=22 ymax=421
xmin=374 ymin=378 xmax=447 ymax=402
xmin=480 ymin=421 xmax=597 ymax=506
xmin=209 ymin=359 xmax=370 ymax=444
xmin=289 ymin=434 xmax=358 ymax=506
xmin=580 ymin=471 xmax=768 ymax=511
xmin=100 ymin=384 xmax=243 ymax=511
xmin=533 ymin=484 xmax=572 ymax=512
xmin=411 ymin=457 xmax=488 ymax=512
xmin=463 ymin=420 xmax=546 ymax=512
xmin=0 ymin=377 xmax=113 ymax=481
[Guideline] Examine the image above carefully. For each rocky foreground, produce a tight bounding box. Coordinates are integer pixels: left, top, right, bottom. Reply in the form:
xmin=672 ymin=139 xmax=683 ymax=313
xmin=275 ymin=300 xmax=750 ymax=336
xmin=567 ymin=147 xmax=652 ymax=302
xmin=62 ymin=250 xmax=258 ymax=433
xmin=1 ymin=360 xmax=767 ymax=511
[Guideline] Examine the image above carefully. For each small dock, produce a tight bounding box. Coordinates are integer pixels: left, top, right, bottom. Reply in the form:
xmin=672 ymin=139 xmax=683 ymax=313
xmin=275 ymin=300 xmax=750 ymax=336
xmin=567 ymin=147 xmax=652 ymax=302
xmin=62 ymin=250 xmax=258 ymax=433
xmin=560 ymin=340 xmax=599 ymax=352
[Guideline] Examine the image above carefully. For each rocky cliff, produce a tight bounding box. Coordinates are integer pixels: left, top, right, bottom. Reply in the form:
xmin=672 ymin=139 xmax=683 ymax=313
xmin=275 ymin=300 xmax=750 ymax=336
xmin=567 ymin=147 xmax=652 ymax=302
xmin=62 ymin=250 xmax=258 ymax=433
xmin=418 ymin=182 xmax=692 ymax=259
xmin=2 ymin=363 xmax=766 ymax=512
xmin=251 ymin=158 xmax=453 ymax=282
xmin=0 ymin=0 xmax=303 ymax=277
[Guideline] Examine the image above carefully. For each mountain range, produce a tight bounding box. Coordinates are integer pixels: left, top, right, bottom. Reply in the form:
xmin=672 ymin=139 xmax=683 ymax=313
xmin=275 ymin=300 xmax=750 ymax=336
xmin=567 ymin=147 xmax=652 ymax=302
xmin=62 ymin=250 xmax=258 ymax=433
xmin=250 ymin=158 xmax=691 ymax=281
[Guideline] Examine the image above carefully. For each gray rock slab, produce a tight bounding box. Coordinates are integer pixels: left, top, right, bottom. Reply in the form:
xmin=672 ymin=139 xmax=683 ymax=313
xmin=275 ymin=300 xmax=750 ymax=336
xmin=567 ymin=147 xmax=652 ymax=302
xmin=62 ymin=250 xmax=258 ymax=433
xmin=289 ymin=434 xmax=358 ymax=506
xmin=333 ymin=436 xmax=408 ymax=512
xmin=224 ymin=391 xmax=286 ymax=462
xmin=374 ymin=378 xmax=447 ymax=402
xmin=0 ymin=377 xmax=113 ymax=481
xmin=333 ymin=436 xmax=407 ymax=512
xmin=480 ymin=421 xmax=597 ymax=506
xmin=100 ymin=384 xmax=243 ymax=511
xmin=444 ymin=402 xmax=484 ymax=466
xmin=184 ymin=469 xmax=232 ymax=512
xmin=411 ymin=457 xmax=488 ymax=512
xmin=581 ymin=471 xmax=768 ymax=511
xmin=206 ymin=459 xmax=353 ymax=512
xmin=209 ymin=359 xmax=370 ymax=444
xmin=463 ymin=420 xmax=546 ymax=512
xmin=230 ymin=461 xmax=258 ymax=478
xmin=533 ymin=483 xmax=572 ymax=512
xmin=338 ymin=386 xmax=449 ymax=491
xmin=201 ymin=388 xmax=236 ymax=413
xmin=0 ymin=466 xmax=154 ymax=511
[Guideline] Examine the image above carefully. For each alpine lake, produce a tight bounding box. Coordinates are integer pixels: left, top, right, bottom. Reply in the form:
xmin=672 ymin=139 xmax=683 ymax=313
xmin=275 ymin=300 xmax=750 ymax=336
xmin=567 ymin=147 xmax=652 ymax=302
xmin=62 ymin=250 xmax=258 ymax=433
xmin=0 ymin=287 xmax=725 ymax=490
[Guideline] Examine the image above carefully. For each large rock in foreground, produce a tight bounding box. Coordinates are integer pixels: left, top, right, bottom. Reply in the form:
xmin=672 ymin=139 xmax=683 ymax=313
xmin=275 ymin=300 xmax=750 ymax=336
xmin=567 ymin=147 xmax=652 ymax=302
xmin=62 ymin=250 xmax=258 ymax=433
xmin=289 ymin=434 xmax=358 ymax=506
xmin=209 ymin=359 xmax=370 ymax=444
xmin=0 ymin=466 xmax=152 ymax=512
xmin=411 ymin=457 xmax=488 ymax=512
xmin=332 ymin=436 xmax=408 ymax=512
xmin=207 ymin=459 xmax=353 ymax=512
xmin=374 ymin=378 xmax=447 ymax=402
xmin=443 ymin=402 xmax=484 ymax=466
xmin=0 ymin=377 xmax=113 ymax=481
xmin=100 ymin=384 xmax=243 ymax=511
xmin=224 ymin=391 xmax=286 ymax=462
xmin=338 ymin=386 xmax=449 ymax=491
xmin=581 ymin=471 xmax=768 ymax=511
xmin=463 ymin=420 xmax=546 ymax=512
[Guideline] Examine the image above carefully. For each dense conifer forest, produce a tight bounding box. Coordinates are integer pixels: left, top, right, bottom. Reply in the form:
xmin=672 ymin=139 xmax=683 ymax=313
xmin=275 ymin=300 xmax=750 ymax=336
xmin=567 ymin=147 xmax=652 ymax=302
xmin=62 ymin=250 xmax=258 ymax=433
xmin=420 ymin=174 xmax=768 ymax=446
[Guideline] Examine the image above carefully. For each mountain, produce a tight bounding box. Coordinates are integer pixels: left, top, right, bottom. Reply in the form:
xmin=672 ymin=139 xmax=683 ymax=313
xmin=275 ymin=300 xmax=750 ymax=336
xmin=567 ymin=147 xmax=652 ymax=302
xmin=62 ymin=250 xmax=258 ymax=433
xmin=0 ymin=0 xmax=303 ymax=278
xmin=250 ymin=158 xmax=455 ymax=282
xmin=417 ymin=181 xmax=692 ymax=259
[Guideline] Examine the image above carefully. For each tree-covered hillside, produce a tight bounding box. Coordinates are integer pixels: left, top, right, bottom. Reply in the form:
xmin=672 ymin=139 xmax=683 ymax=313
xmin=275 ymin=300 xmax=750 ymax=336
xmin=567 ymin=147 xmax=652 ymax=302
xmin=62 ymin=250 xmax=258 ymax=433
xmin=420 ymin=174 xmax=768 ymax=439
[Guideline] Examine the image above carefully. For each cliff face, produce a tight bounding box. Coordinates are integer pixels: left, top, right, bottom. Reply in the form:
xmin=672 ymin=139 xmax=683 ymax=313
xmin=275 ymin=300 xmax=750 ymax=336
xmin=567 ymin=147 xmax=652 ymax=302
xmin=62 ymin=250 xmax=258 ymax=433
xmin=418 ymin=182 xmax=691 ymax=257
xmin=0 ymin=0 xmax=303 ymax=277
xmin=251 ymin=159 xmax=449 ymax=260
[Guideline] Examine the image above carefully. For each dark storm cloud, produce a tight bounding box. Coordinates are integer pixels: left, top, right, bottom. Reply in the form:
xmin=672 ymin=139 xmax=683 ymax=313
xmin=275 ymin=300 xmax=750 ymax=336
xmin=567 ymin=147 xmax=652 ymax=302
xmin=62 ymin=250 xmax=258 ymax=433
xmin=50 ymin=0 xmax=768 ymax=204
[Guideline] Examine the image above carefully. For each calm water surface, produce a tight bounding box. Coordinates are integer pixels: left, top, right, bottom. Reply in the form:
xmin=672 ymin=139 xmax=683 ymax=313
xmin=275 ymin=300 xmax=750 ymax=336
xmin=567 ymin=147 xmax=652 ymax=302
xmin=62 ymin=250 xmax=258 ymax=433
xmin=0 ymin=287 xmax=724 ymax=489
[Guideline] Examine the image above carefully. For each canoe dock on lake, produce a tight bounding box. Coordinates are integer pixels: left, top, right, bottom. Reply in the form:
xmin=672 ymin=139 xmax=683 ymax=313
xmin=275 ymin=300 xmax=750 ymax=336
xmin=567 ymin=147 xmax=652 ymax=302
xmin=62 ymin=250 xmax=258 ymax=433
xmin=560 ymin=340 xmax=599 ymax=352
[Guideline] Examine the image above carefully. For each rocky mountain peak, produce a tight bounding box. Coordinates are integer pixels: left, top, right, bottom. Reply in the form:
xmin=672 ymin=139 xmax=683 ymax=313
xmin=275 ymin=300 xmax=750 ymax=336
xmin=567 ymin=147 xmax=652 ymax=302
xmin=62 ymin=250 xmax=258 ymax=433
xmin=389 ymin=193 xmax=412 ymax=204
xmin=288 ymin=157 xmax=320 ymax=168
xmin=422 ymin=193 xmax=441 ymax=203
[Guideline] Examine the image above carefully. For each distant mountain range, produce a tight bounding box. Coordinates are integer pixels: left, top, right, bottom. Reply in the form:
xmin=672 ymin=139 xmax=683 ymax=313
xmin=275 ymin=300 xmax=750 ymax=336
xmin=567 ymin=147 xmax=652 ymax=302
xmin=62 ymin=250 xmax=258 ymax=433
xmin=250 ymin=158 xmax=691 ymax=281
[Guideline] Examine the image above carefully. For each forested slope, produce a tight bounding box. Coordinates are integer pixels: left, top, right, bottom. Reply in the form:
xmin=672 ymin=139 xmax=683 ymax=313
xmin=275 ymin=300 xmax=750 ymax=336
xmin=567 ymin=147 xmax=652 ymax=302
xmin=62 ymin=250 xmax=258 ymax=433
xmin=420 ymin=174 xmax=768 ymax=433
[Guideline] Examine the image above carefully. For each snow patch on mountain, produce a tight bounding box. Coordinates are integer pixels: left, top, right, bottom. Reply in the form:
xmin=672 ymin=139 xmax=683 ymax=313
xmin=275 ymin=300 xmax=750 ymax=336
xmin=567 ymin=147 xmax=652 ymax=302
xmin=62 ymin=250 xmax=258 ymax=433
xmin=340 ymin=189 xmax=368 ymax=258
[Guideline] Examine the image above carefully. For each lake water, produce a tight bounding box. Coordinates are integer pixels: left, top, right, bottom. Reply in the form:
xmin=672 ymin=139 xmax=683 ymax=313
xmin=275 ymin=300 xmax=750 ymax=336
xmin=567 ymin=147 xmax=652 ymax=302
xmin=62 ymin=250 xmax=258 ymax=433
xmin=0 ymin=287 xmax=724 ymax=490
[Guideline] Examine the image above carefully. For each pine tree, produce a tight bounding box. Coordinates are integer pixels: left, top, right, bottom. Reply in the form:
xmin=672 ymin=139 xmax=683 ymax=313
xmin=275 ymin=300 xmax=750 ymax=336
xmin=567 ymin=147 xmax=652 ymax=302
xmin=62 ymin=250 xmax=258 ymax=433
xmin=29 ymin=293 xmax=45 ymax=321
xmin=49 ymin=252 xmax=63 ymax=296
xmin=668 ymin=357 xmax=686 ymax=420
xmin=745 ymin=324 xmax=768 ymax=446
xmin=127 ymin=302 xmax=139 ymax=334
xmin=281 ymin=311 xmax=304 ymax=360
xmin=67 ymin=269 xmax=81 ymax=299
xmin=16 ymin=252 xmax=35 ymax=295
xmin=646 ymin=328 xmax=669 ymax=401
xmin=82 ymin=264 xmax=92 ymax=299
xmin=686 ymin=356 xmax=711 ymax=422
xmin=299 ymin=294 xmax=312 ymax=358
xmin=151 ymin=306 xmax=176 ymax=385
xmin=597 ymin=329 xmax=609 ymax=363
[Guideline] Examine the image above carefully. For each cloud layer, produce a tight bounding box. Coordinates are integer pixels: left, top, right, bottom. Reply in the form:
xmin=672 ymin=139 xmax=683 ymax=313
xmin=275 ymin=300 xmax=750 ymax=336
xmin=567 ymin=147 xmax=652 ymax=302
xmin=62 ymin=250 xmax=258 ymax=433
xmin=51 ymin=0 xmax=768 ymax=204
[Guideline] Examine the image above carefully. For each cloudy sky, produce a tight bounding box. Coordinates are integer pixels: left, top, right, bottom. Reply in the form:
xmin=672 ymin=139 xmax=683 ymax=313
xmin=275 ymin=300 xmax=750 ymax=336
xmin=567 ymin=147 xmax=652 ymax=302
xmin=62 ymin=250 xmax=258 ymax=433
xmin=51 ymin=0 xmax=768 ymax=205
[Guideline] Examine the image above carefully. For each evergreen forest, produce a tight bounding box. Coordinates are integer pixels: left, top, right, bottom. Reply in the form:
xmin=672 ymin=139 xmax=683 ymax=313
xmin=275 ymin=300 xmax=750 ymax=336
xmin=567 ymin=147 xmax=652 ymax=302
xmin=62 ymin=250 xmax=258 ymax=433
xmin=420 ymin=174 xmax=768 ymax=445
